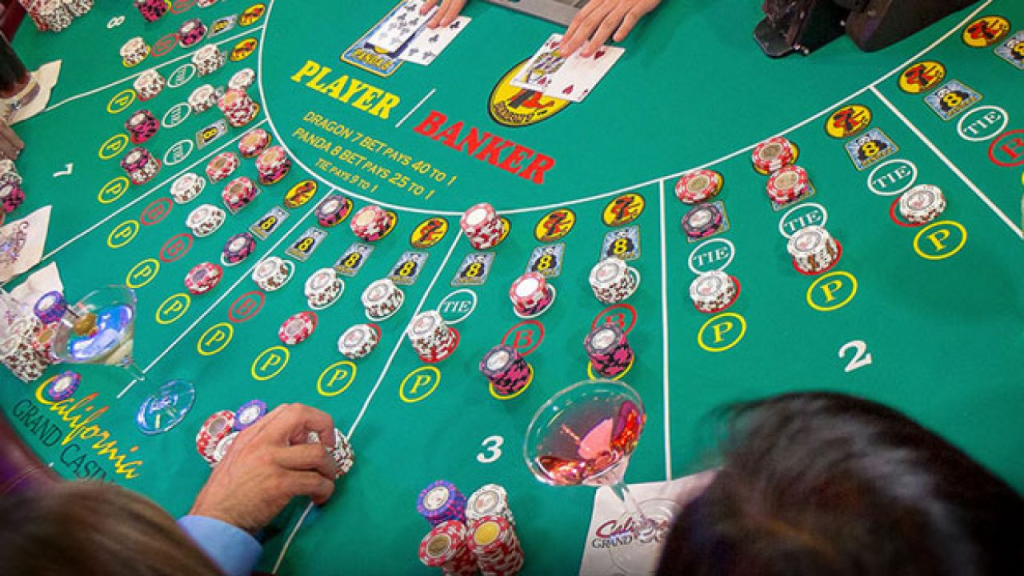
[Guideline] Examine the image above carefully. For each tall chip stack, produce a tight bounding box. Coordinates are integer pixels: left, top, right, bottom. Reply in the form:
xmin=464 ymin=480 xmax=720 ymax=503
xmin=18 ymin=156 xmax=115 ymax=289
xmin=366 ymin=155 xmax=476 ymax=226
xmin=20 ymin=0 xmax=93 ymax=32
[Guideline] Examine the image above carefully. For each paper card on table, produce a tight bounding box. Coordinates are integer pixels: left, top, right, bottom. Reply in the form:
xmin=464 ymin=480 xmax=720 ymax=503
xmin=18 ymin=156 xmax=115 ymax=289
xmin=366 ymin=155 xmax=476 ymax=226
xmin=578 ymin=471 xmax=717 ymax=576
xmin=542 ymin=44 xmax=625 ymax=103
xmin=510 ymin=33 xmax=566 ymax=92
xmin=399 ymin=16 xmax=471 ymax=65
xmin=0 ymin=262 xmax=63 ymax=332
xmin=0 ymin=206 xmax=50 ymax=283
xmin=367 ymin=0 xmax=438 ymax=54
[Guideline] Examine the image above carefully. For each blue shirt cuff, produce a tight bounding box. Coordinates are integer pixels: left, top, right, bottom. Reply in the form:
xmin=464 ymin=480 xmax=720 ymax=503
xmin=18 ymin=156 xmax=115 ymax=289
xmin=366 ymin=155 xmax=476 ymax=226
xmin=177 ymin=515 xmax=263 ymax=576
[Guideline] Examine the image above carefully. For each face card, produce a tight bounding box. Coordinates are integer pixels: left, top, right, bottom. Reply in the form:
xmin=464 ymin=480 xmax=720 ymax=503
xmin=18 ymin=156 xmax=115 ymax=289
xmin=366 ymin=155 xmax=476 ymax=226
xmin=526 ymin=243 xmax=565 ymax=278
xmin=510 ymin=33 xmax=566 ymax=92
xmin=367 ymin=0 xmax=438 ymax=54
xmin=452 ymin=252 xmax=494 ymax=286
xmin=249 ymin=206 xmax=289 ymax=240
xmin=601 ymin=226 xmax=641 ymax=261
xmin=335 ymin=242 xmax=374 ymax=277
xmin=389 ymin=251 xmax=428 ymax=285
xmin=542 ymin=44 xmax=625 ymax=102
xmin=285 ymin=228 xmax=327 ymax=261
xmin=399 ymin=16 xmax=471 ymax=66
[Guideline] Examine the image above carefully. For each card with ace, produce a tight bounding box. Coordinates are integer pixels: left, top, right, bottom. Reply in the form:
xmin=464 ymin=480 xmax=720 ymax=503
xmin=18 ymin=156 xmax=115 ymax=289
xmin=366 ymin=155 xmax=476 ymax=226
xmin=367 ymin=0 xmax=438 ymax=54
xmin=542 ymin=44 xmax=625 ymax=102
xmin=398 ymin=16 xmax=471 ymax=65
xmin=510 ymin=33 xmax=567 ymax=92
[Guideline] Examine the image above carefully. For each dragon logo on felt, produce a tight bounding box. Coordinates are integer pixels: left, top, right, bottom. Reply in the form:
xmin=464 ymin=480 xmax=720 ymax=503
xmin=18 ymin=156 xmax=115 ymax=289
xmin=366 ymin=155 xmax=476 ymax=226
xmin=488 ymin=60 xmax=569 ymax=128
xmin=825 ymin=105 xmax=871 ymax=139
xmin=961 ymin=16 xmax=1010 ymax=48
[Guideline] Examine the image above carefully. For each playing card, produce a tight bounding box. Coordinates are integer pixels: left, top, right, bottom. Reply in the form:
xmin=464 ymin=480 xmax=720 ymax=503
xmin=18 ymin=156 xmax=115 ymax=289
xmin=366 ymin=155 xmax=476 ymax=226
xmin=399 ymin=16 xmax=471 ymax=65
xmin=510 ymin=33 xmax=566 ymax=92
xmin=542 ymin=44 xmax=625 ymax=102
xmin=368 ymin=0 xmax=438 ymax=54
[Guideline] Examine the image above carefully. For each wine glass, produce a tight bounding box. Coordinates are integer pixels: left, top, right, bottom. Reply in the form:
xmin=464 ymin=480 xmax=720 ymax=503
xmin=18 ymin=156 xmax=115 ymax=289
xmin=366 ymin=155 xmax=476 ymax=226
xmin=49 ymin=285 xmax=195 ymax=434
xmin=50 ymin=285 xmax=147 ymax=380
xmin=525 ymin=379 xmax=672 ymax=574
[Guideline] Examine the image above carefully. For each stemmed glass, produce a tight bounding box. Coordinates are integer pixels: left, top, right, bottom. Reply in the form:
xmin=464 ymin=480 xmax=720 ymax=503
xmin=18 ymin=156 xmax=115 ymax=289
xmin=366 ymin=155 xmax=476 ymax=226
xmin=49 ymin=285 xmax=194 ymax=434
xmin=525 ymin=379 xmax=672 ymax=574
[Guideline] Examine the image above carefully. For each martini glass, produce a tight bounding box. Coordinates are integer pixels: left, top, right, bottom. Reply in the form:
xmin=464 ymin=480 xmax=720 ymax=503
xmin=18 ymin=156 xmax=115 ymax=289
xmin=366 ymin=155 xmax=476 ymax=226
xmin=49 ymin=285 xmax=194 ymax=434
xmin=525 ymin=379 xmax=672 ymax=574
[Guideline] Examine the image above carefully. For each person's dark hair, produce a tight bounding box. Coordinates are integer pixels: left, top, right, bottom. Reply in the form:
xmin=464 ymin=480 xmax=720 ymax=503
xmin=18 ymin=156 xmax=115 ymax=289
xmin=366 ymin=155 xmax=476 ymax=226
xmin=657 ymin=392 xmax=1024 ymax=576
xmin=0 ymin=481 xmax=222 ymax=575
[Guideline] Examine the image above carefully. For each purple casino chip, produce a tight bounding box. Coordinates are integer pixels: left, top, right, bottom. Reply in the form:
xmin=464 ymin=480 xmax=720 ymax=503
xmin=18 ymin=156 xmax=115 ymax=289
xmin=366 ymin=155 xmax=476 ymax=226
xmin=234 ymin=399 xmax=267 ymax=431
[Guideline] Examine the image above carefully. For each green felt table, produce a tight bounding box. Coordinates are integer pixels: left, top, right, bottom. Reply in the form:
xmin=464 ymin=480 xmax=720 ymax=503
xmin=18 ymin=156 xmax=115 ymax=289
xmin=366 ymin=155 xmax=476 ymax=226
xmin=3 ymin=0 xmax=1024 ymax=573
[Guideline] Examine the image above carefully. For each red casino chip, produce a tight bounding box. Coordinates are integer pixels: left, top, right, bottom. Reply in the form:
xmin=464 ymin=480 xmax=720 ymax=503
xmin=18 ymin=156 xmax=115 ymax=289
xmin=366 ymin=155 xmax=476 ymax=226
xmin=278 ymin=311 xmax=317 ymax=346
xmin=184 ymin=262 xmax=223 ymax=295
xmin=674 ymin=169 xmax=723 ymax=205
xmin=752 ymin=136 xmax=796 ymax=174
xmin=766 ymin=165 xmax=809 ymax=204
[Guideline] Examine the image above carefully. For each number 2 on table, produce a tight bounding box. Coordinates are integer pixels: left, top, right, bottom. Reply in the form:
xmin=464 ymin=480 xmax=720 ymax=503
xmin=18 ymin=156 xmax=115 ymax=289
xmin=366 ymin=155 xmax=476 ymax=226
xmin=839 ymin=340 xmax=872 ymax=372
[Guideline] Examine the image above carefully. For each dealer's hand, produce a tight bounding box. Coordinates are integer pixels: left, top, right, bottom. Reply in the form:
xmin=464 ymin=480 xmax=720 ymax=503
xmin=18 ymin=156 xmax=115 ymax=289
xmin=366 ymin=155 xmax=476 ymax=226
xmin=190 ymin=404 xmax=337 ymax=534
xmin=422 ymin=0 xmax=468 ymax=29
xmin=560 ymin=0 xmax=662 ymax=57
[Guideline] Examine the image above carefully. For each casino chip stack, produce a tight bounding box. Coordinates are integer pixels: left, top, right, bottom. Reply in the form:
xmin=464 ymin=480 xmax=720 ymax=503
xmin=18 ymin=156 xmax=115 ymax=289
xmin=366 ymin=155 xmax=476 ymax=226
xmin=584 ymin=322 xmax=634 ymax=378
xmin=229 ymin=68 xmax=256 ymax=91
xmin=218 ymin=89 xmax=259 ymax=128
xmin=133 ymin=69 xmax=165 ymax=102
xmin=197 ymin=0 xmax=218 ymax=7
xmin=221 ymin=232 xmax=256 ymax=266
xmin=362 ymin=278 xmax=404 ymax=319
xmin=212 ymin=431 xmax=240 ymax=465
xmin=36 ymin=0 xmax=73 ymax=32
xmin=255 ymin=146 xmax=292 ymax=185
xmin=206 ymin=152 xmax=240 ymax=183
xmin=196 ymin=410 xmax=235 ymax=466
xmin=337 ymin=324 xmax=380 ymax=360
xmin=308 ymin=427 xmax=356 ymax=478
xmin=193 ymin=45 xmax=226 ymax=77
xmin=234 ymin=399 xmax=267 ymax=431
xmin=134 ymin=0 xmax=167 ymax=22
xmin=479 ymin=345 xmax=531 ymax=397
xmin=681 ymin=203 xmax=724 ymax=240
xmin=121 ymin=147 xmax=161 ymax=185
xmin=752 ymin=136 xmax=798 ymax=175
xmin=467 ymin=484 xmax=516 ymax=528
xmin=221 ymin=176 xmax=260 ymax=214
xmin=899 ymin=184 xmax=946 ymax=224
xmin=316 ymin=195 xmax=351 ymax=228
xmin=172 ymin=172 xmax=206 ymax=204
xmin=674 ymin=169 xmax=723 ymax=205
xmin=406 ymin=311 xmax=458 ymax=363
xmin=419 ymin=521 xmax=477 ymax=576
xmin=44 ymin=371 xmax=81 ymax=402
xmin=787 ymin=225 xmax=840 ymax=275
xmin=305 ymin=267 xmax=344 ymax=310
xmin=187 ymin=204 xmax=226 ymax=237
xmin=279 ymin=312 xmax=317 ymax=346
xmin=0 ymin=316 xmax=49 ymax=382
xmin=766 ymin=165 xmax=812 ymax=207
xmin=589 ymin=257 xmax=639 ymax=304
xmin=689 ymin=271 xmax=738 ymax=313
xmin=177 ymin=18 xmax=207 ymax=47
xmin=184 ymin=262 xmax=223 ymax=295
xmin=350 ymin=205 xmax=393 ymax=242
xmin=467 ymin=515 xmax=526 ymax=575
xmin=509 ymin=272 xmax=555 ymax=318
xmin=120 ymin=37 xmax=149 ymax=66
xmin=189 ymin=84 xmax=219 ymax=114
xmin=251 ymin=257 xmax=293 ymax=292
xmin=239 ymin=128 xmax=271 ymax=158
xmin=418 ymin=480 xmax=468 ymax=526
xmin=34 ymin=291 xmax=66 ymax=324
xmin=126 ymin=109 xmax=159 ymax=144
xmin=0 ymin=180 xmax=25 ymax=214
xmin=460 ymin=203 xmax=506 ymax=250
